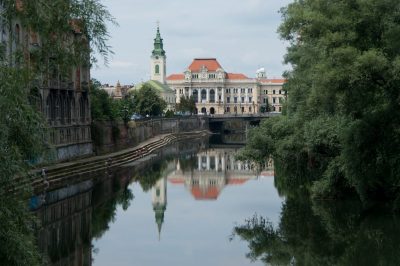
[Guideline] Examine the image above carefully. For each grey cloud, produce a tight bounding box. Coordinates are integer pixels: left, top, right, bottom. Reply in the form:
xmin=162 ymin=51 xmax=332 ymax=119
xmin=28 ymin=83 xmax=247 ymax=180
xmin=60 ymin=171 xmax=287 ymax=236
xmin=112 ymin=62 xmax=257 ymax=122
xmin=92 ymin=0 xmax=293 ymax=84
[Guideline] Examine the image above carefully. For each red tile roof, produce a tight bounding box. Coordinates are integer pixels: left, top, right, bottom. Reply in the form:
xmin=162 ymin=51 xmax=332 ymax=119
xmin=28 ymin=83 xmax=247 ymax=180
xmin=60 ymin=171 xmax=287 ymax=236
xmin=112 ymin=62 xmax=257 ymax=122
xmin=226 ymin=73 xmax=249 ymax=80
xmin=188 ymin=58 xmax=222 ymax=72
xmin=191 ymin=186 xmax=220 ymax=200
xmin=166 ymin=74 xmax=184 ymax=81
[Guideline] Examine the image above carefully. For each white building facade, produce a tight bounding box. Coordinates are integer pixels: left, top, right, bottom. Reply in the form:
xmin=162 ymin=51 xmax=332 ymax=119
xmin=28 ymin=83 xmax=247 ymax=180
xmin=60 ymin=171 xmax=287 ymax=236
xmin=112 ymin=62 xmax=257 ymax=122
xmin=166 ymin=59 xmax=286 ymax=115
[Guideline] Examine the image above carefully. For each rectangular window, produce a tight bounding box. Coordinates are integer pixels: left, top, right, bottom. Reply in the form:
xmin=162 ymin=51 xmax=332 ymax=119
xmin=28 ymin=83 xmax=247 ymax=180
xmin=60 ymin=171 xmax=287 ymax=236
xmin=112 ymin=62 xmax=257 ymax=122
xmin=241 ymin=97 xmax=245 ymax=103
xmin=234 ymin=97 xmax=237 ymax=103
xmin=273 ymin=90 xmax=276 ymax=94
xmin=273 ymin=97 xmax=276 ymax=104
xmin=227 ymin=97 xmax=230 ymax=103
xmin=226 ymin=89 xmax=229 ymax=93
xmin=249 ymin=97 xmax=252 ymax=103
xmin=263 ymin=98 xmax=267 ymax=103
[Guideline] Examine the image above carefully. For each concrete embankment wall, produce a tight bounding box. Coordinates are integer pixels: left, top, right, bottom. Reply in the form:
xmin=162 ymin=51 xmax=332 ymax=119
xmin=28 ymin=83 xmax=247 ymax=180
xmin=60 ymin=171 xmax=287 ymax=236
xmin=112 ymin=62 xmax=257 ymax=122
xmin=91 ymin=117 xmax=208 ymax=155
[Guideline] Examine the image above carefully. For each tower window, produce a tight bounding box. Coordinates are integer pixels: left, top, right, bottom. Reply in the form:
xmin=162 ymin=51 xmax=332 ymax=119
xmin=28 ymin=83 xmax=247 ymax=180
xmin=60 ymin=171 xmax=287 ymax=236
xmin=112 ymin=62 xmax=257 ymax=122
xmin=155 ymin=64 xmax=160 ymax=74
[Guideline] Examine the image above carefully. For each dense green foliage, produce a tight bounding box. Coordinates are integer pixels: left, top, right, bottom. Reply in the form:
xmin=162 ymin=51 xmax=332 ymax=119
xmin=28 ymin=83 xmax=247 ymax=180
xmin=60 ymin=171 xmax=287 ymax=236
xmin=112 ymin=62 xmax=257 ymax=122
xmin=90 ymin=79 xmax=135 ymax=122
xmin=176 ymin=96 xmax=196 ymax=114
xmin=232 ymin=196 xmax=400 ymax=266
xmin=0 ymin=1 xmax=115 ymax=264
xmin=241 ymin=0 xmax=400 ymax=206
xmin=0 ymin=68 xmax=46 ymax=265
xmin=132 ymin=84 xmax=167 ymax=116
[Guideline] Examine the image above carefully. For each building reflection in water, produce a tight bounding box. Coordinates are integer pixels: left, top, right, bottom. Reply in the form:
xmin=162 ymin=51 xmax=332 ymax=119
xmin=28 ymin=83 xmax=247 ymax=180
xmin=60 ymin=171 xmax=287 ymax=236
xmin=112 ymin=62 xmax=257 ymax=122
xmin=167 ymin=148 xmax=274 ymax=200
xmin=30 ymin=138 xmax=275 ymax=262
xmin=34 ymin=180 xmax=93 ymax=266
xmin=149 ymin=147 xmax=274 ymax=239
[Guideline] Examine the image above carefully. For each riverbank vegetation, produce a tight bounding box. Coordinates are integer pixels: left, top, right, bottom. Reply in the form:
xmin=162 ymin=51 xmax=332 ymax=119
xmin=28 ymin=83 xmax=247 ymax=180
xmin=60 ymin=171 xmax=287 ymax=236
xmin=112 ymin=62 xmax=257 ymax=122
xmin=90 ymin=79 xmax=135 ymax=123
xmin=0 ymin=0 xmax=115 ymax=264
xmin=240 ymin=0 xmax=400 ymax=208
xmin=132 ymin=84 xmax=167 ymax=117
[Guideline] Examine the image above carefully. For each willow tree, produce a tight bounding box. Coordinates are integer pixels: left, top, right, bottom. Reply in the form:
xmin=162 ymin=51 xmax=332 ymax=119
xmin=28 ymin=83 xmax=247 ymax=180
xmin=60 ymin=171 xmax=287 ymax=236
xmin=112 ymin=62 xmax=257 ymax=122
xmin=0 ymin=0 xmax=116 ymax=264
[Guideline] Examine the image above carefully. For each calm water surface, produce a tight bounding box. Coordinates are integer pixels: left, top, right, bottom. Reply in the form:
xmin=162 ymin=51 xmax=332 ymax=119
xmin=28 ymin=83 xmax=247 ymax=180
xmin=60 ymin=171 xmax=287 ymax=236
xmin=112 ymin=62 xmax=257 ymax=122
xmin=33 ymin=136 xmax=400 ymax=266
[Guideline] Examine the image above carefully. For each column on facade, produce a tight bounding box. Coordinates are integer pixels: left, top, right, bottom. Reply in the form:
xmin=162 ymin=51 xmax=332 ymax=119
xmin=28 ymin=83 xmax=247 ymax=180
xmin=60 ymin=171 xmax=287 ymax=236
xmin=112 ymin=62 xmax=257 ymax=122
xmin=216 ymin=157 xmax=219 ymax=172
xmin=222 ymin=156 xmax=226 ymax=171
xmin=198 ymin=155 xmax=201 ymax=170
xmin=197 ymin=89 xmax=201 ymax=103
xmin=206 ymin=88 xmax=210 ymax=103
xmin=206 ymin=156 xmax=210 ymax=171
xmin=189 ymin=88 xmax=192 ymax=98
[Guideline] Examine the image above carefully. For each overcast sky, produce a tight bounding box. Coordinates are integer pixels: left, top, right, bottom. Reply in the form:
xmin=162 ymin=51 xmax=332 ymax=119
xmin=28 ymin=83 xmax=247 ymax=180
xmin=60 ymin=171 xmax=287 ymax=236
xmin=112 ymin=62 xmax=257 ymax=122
xmin=91 ymin=0 xmax=293 ymax=85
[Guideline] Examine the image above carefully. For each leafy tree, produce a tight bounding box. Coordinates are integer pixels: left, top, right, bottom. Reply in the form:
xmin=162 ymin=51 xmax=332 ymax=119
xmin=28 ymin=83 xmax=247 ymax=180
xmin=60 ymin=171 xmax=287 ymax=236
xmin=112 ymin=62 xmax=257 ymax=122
xmin=0 ymin=68 xmax=47 ymax=266
xmin=232 ymin=196 xmax=400 ymax=266
xmin=90 ymin=79 xmax=135 ymax=123
xmin=242 ymin=0 xmax=400 ymax=206
xmin=176 ymin=96 xmax=196 ymax=114
xmin=0 ymin=0 xmax=116 ymax=264
xmin=133 ymin=84 xmax=166 ymax=116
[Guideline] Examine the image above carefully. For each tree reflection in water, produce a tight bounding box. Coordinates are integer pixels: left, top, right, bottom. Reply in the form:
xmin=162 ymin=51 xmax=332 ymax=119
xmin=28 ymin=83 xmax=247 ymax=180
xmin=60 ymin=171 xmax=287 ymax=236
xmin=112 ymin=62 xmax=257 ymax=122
xmin=232 ymin=194 xmax=400 ymax=266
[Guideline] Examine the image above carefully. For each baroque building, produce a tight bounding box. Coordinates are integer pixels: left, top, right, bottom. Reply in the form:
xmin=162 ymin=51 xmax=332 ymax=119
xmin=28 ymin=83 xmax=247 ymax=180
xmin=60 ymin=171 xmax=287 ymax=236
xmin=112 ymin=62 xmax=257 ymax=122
xmin=167 ymin=59 xmax=286 ymax=115
xmin=1 ymin=0 xmax=92 ymax=161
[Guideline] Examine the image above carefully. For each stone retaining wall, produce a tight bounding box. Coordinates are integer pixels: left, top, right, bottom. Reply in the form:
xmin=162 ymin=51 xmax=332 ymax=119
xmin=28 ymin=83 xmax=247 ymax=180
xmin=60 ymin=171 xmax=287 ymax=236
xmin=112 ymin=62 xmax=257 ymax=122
xmin=92 ymin=117 xmax=208 ymax=155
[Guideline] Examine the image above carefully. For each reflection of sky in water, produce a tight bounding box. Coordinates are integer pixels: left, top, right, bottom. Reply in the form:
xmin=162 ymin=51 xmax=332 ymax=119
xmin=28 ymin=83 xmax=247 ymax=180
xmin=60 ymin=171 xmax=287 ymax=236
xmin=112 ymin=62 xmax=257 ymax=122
xmin=93 ymin=150 xmax=283 ymax=266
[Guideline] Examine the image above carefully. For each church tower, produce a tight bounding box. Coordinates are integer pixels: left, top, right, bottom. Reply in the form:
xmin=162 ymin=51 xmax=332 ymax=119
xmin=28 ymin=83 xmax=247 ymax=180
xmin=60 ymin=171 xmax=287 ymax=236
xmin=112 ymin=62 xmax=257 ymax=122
xmin=150 ymin=24 xmax=166 ymax=83
xmin=152 ymin=176 xmax=167 ymax=240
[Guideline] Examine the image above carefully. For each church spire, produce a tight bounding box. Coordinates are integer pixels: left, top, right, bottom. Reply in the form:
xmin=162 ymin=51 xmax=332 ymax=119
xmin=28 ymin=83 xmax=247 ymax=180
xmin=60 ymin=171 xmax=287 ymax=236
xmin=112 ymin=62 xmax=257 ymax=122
xmin=152 ymin=23 xmax=166 ymax=57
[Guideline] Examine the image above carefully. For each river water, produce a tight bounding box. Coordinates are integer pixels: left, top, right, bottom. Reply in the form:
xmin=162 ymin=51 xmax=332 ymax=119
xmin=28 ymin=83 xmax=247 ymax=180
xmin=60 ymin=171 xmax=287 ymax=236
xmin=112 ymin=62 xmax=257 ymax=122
xmin=33 ymin=135 xmax=400 ymax=266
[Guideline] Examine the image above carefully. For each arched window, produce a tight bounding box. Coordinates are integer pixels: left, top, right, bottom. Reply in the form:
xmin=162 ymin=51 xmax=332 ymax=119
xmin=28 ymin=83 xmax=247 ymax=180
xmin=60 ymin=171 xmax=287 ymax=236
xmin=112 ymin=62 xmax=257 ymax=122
xmin=209 ymin=89 xmax=215 ymax=103
xmin=193 ymin=89 xmax=199 ymax=103
xmin=201 ymin=89 xmax=206 ymax=102
xmin=155 ymin=64 xmax=160 ymax=74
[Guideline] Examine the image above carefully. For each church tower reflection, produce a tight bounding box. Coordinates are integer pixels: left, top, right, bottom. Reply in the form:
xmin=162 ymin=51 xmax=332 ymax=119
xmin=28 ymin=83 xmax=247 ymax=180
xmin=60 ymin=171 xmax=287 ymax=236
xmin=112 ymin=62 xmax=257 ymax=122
xmin=152 ymin=176 xmax=167 ymax=240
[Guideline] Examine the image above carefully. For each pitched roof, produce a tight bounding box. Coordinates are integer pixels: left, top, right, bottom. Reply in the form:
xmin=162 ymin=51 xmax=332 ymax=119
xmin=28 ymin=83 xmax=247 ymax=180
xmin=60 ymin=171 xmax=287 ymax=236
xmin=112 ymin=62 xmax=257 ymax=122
xmin=135 ymin=80 xmax=174 ymax=93
xmin=226 ymin=73 xmax=249 ymax=80
xmin=188 ymin=58 xmax=222 ymax=72
xmin=166 ymin=74 xmax=184 ymax=81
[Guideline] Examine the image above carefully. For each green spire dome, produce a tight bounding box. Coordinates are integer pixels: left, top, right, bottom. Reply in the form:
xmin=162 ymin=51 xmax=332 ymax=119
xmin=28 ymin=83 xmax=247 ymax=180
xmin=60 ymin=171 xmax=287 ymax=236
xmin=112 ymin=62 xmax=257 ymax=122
xmin=152 ymin=26 xmax=166 ymax=57
xmin=154 ymin=204 xmax=166 ymax=241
